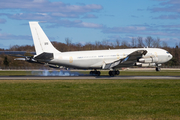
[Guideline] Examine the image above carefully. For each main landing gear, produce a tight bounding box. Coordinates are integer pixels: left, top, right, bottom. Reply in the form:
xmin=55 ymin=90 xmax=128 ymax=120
xmin=109 ymin=70 xmax=120 ymax=77
xmin=90 ymin=69 xmax=120 ymax=76
xmin=90 ymin=70 xmax=101 ymax=76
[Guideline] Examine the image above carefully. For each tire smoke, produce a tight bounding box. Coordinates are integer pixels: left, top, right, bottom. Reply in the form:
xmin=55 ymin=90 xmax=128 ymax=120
xmin=32 ymin=70 xmax=83 ymax=76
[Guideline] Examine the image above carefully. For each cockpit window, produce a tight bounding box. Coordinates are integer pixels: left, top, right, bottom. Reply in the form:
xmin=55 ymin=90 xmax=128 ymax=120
xmin=166 ymin=52 xmax=170 ymax=54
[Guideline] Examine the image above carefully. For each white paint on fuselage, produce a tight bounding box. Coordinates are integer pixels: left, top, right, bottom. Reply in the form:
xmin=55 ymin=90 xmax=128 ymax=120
xmin=48 ymin=48 xmax=172 ymax=69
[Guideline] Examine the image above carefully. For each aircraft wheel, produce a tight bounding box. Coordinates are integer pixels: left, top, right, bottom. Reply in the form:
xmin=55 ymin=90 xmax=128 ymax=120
xmin=109 ymin=71 xmax=115 ymax=77
xmin=96 ymin=71 xmax=101 ymax=76
xmin=109 ymin=71 xmax=111 ymax=76
xmin=90 ymin=71 xmax=101 ymax=76
xmin=156 ymin=67 xmax=161 ymax=71
xmin=115 ymin=70 xmax=120 ymax=75
xmin=90 ymin=71 xmax=93 ymax=75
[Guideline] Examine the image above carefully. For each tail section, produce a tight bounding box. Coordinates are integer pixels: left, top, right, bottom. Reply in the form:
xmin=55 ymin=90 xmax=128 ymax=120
xmin=29 ymin=22 xmax=60 ymax=55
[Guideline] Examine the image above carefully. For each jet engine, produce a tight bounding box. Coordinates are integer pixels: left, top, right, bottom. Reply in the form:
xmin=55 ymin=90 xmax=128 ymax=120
xmin=135 ymin=62 xmax=161 ymax=67
xmin=14 ymin=56 xmax=37 ymax=63
xmin=138 ymin=57 xmax=158 ymax=63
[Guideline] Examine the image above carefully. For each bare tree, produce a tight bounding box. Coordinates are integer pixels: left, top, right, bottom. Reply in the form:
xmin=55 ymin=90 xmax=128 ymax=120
xmin=65 ymin=38 xmax=72 ymax=51
xmin=102 ymin=40 xmax=110 ymax=49
xmin=162 ymin=41 xmax=168 ymax=48
xmin=95 ymin=41 xmax=101 ymax=50
xmin=115 ymin=39 xmax=121 ymax=48
xmin=137 ymin=37 xmax=144 ymax=48
xmin=121 ymin=40 xmax=129 ymax=48
xmin=9 ymin=45 xmax=35 ymax=52
xmin=65 ymin=38 xmax=71 ymax=46
xmin=145 ymin=36 xmax=154 ymax=47
xmin=84 ymin=42 xmax=93 ymax=50
xmin=9 ymin=45 xmax=20 ymax=51
xmin=131 ymin=37 xmax=137 ymax=48
xmin=76 ymin=43 xmax=82 ymax=51
xmin=153 ymin=37 xmax=161 ymax=48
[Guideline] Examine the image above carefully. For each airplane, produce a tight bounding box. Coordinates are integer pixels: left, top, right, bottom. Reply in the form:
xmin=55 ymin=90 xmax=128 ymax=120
xmin=16 ymin=21 xmax=173 ymax=76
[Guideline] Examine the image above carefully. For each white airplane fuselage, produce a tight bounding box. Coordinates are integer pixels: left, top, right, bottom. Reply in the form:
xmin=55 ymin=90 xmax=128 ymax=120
xmin=49 ymin=48 xmax=172 ymax=69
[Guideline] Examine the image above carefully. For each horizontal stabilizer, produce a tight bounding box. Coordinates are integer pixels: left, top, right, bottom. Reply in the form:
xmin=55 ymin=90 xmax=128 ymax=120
xmin=34 ymin=52 xmax=54 ymax=61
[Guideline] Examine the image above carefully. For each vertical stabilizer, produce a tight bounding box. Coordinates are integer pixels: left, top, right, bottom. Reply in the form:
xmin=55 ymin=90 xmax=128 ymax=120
xmin=29 ymin=22 xmax=60 ymax=55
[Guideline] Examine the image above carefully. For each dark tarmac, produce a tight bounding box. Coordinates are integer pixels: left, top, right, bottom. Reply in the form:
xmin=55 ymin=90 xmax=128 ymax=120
xmin=0 ymin=75 xmax=180 ymax=80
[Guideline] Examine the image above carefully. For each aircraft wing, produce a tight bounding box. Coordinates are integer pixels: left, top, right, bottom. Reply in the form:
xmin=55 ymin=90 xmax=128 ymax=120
xmin=102 ymin=50 xmax=147 ymax=69
xmin=14 ymin=52 xmax=53 ymax=64
xmin=0 ymin=51 xmax=37 ymax=63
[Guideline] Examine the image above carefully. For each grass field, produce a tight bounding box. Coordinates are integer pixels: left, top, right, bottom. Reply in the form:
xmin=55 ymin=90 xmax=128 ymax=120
xmin=0 ymin=79 xmax=180 ymax=120
xmin=0 ymin=70 xmax=180 ymax=76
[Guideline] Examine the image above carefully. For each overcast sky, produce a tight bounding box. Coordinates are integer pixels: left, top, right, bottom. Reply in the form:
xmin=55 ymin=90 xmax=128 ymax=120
xmin=0 ymin=0 xmax=180 ymax=49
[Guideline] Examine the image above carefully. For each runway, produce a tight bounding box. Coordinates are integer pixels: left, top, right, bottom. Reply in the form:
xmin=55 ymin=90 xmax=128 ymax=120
xmin=0 ymin=75 xmax=180 ymax=80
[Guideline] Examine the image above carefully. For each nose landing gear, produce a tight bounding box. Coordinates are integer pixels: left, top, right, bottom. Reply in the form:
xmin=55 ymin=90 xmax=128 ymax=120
xmin=156 ymin=64 xmax=161 ymax=72
xmin=156 ymin=67 xmax=161 ymax=71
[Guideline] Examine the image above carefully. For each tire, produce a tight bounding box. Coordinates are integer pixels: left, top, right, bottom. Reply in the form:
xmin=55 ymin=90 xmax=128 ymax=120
xmin=97 ymin=71 xmax=101 ymax=76
xmin=111 ymin=71 xmax=115 ymax=76
xmin=156 ymin=67 xmax=161 ymax=71
xmin=109 ymin=71 xmax=115 ymax=77
xmin=115 ymin=70 xmax=120 ymax=75
xmin=90 ymin=71 xmax=93 ymax=75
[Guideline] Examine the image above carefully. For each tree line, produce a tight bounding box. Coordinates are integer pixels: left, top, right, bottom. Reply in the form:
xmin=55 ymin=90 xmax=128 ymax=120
xmin=0 ymin=36 xmax=180 ymax=68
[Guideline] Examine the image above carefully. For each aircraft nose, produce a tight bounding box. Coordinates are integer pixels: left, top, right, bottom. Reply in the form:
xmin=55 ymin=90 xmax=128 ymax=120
xmin=168 ymin=54 xmax=173 ymax=60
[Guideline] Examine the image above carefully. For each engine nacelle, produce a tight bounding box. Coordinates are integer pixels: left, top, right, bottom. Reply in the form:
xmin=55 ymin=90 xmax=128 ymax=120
xmin=135 ymin=62 xmax=159 ymax=67
xmin=138 ymin=57 xmax=158 ymax=63
xmin=142 ymin=63 xmax=156 ymax=67
xmin=48 ymin=64 xmax=60 ymax=69
xmin=14 ymin=57 xmax=37 ymax=63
